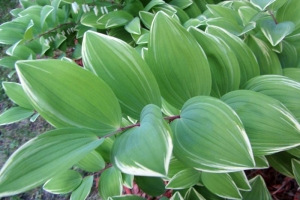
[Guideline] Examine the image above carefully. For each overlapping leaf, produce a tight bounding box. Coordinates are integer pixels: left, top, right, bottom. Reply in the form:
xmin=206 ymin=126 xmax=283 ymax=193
xmin=0 ymin=128 xmax=103 ymax=197
xmin=99 ymin=166 xmax=123 ymax=200
xmin=206 ymin=26 xmax=260 ymax=87
xmin=189 ymin=27 xmax=240 ymax=97
xmin=240 ymin=175 xmax=272 ymax=200
xmin=148 ymin=11 xmax=211 ymax=109
xmin=244 ymin=75 xmax=300 ymax=122
xmin=171 ymin=96 xmax=255 ymax=172
xmin=0 ymin=107 xmax=34 ymax=126
xmin=16 ymin=59 xmax=122 ymax=136
xmin=222 ymin=90 xmax=300 ymax=155
xmin=111 ymin=105 xmax=172 ymax=177
xmin=70 ymin=176 xmax=93 ymax=200
xmin=83 ymin=31 xmax=161 ymax=119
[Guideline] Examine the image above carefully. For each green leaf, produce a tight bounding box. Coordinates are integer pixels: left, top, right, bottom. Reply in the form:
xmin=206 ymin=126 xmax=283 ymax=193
xmin=250 ymin=0 xmax=276 ymax=10
xmin=194 ymin=186 xmax=223 ymax=200
xmin=76 ymin=150 xmax=105 ymax=172
xmin=148 ymin=11 xmax=211 ymax=109
xmin=253 ymin=156 xmax=269 ymax=169
xmin=95 ymin=137 xmax=114 ymax=163
xmin=81 ymin=12 xmax=107 ymax=29
xmin=16 ymin=59 xmax=122 ymax=136
xmin=0 ymin=56 xmax=19 ymax=68
xmin=167 ymin=157 xmax=188 ymax=179
xmin=278 ymin=41 xmax=298 ymax=68
xmin=40 ymin=5 xmax=54 ymax=28
xmin=122 ymin=173 xmax=133 ymax=189
xmin=201 ymin=172 xmax=241 ymax=199
xmin=135 ymin=176 xmax=165 ymax=197
xmin=207 ymin=4 xmax=242 ymax=25
xmin=0 ymin=107 xmax=34 ymax=126
xmin=292 ymin=159 xmax=300 ymax=185
xmin=0 ymin=30 xmax=23 ymax=45
xmin=166 ymin=168 xmax=201 ymax=189
xmin=143 ymin=0 xmax=164 ymax=11
xmin=43 ymin=170 xmax=82 ymax=194
xmin=99 ymin=166 xmax=123 ymax=200
xmin=222 ymin=90 xmax=300 ymax=155
xmin=184 ymin=187 xmax=206 ymax=200
xmin=70 ymin=176 xmax=93 ymax=200
xmin=243 ymin=75 xmax=300 ymax=122
xmin=206 ymin=17 xmax=243 ymax=36
xmin=0 ymin=128 xmax=103 ymax=197
xmin=170 ymin=192 xmax=184 ymax=200
xmin=83 ymin=31 xmax=161 ymax=119
xmin=109 ymin=195 xmax=146 ymax=200
xmin=125 ymin=17 xmax=141 ymax=34
xmin=169 ymin=0 xmax=193 ymax=9
xmin=266 ymin=151 xmax=295 ymax=178
xmin=287 ymin=146 xmax=300 ymax=158
xmin=171 ymin=96 xmax=255 ymax=172
xmin=228 ymin=171 xmax=251 ymax=191
xmin=112 ymin=105 xmax=172 ymax=177
xmin=276 ymin=0 xmax=300 ymax=29
xmin=206 ymin=26 xmax=260 ymax=87
xmin=2 ymin=82 xmax=33 ymax=109
xmin=261 ymin=19 xmax=295 ymax=46
xmin=240 ymin=175 xmax=272 ymax=200
xmin=139 ymin=11 xmax=154 ymax=29
xmin=97 ymin=10 xmax=134 ymax=29
xmin=246 ymin=35 xmax=282 ymax=75
xmin=189 ymin=27 xmax=240 ymax=98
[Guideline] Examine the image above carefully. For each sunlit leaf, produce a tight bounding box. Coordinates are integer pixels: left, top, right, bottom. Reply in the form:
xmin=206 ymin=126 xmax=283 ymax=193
xmin=0 ymin=107 xmax=34 ymax=126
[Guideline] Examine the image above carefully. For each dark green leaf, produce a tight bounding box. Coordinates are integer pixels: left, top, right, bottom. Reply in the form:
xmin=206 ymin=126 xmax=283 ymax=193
xmin=135 ymin=176 xmax=165 ymax=197
xmin=267 ymin=151 xmax=295 ymax=178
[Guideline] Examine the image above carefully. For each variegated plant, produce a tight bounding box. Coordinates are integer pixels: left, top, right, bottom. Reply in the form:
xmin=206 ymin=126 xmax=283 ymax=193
xmin=1 ymin=0 xmax=300 ymax=199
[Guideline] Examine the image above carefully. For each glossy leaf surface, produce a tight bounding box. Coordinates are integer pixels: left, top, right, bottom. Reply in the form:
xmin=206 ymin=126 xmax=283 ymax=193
xmin=0 ymin=128 xmax=103 ymax=197
xmin=16 ymin=59 xmax=122 ymax=136
xmin=148 ymin=11 xmax=211 ymax=109
xmin=171 ymin=96 xmax=255 ymax=172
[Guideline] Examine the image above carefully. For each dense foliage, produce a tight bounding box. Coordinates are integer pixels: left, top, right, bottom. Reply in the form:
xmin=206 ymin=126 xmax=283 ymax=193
xmin=1 ymin=0 xmax=300 ymax=199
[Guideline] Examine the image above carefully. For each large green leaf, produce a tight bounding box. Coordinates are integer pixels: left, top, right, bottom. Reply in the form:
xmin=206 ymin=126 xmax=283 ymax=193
xmin=201 ymin=172 xmax=241 ymax=199
xmin=76 ymin=150 xmax=105 ymax=172
xmin=246 ymin=35 xmax=282 ymax=75
xmin=250 ymin=0 xmax=276 ymax=10
xmin=135 ymin=176 xmax=165 ymax=197
xmin=276 ymin=0 xmax=300 ymax=29
xmin=0 ymin=107 xmax=34 ymax=126
xmin=166 ymin=168 xmax=201 ymax=189
xmin=189 ymin=27 xmax=240 ymax=98
xmin=70 ymin=175 xmax=93 ymax=200
xmin=16 ymin=59 xmax=122 ymax=136
xmin=206 ymin=26 xmax=260 ymax=87
xmin=148 ymin=11 xmax=211 ymax=109
xmin=261 ymin=19 xmax=295 ymax=46
xmin=111 ymin=105 xmax=172 ymax=177
xmin=99 ymin=166 xmax=123 ymax=200
xmin=43 ymin=170 xmax=82 ymax=194
xmin=82 ymin=31 xmax=161 ymax=119
xmin=2 ymin=82 xmax=34 ymax=109
xmin=222 ymin=90 xmax=300 ymax=155
xmin=243 ymin=75 xmax=300 ymax=122
xmin=171 ymin=96 xmax=255 ymax=172
xmin=0 ymin=128 xmax=103 ymax=197
xmin=240 ymin=175 xmax=272 ymax=200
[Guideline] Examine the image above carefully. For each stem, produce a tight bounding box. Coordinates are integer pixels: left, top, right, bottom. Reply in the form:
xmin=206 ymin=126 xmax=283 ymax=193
xmin=268 ymin=9 xmax=278 ymax=24
xmin=26 ymin=22 xmax=77 ymax=43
